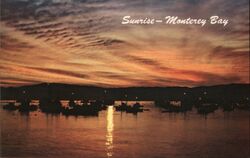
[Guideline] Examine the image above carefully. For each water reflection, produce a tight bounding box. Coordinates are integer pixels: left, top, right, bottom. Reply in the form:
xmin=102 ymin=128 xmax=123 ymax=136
xmin=106 ymin=106 xmax=114 ymax=157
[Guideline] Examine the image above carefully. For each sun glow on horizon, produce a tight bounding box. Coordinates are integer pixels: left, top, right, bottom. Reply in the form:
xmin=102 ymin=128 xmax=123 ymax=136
xmin=0 ymin=0 xmax=249 ymax=87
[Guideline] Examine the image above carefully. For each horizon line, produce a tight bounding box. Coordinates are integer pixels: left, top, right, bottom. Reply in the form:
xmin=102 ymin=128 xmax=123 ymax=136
xmin=1 ymin=82 xmax=249 ymax=89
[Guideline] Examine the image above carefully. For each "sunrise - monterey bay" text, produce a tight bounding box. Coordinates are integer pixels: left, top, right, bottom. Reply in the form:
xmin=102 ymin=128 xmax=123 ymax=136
xmin=121 ymin=16 xmax=229 ymax=27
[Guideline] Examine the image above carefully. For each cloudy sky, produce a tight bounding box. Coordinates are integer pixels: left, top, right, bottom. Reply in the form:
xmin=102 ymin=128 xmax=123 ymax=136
xmin=0 ymin=0 xmax=249 ymax=87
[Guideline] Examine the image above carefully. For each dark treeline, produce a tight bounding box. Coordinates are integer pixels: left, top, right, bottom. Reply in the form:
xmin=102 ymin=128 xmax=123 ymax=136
xmin=0 ymin=83 xmax=249 ymax=103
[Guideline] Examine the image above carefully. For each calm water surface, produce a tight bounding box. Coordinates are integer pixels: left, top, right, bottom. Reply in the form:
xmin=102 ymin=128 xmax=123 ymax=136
xmin=1 ymin=102 xmax=249 ymax=158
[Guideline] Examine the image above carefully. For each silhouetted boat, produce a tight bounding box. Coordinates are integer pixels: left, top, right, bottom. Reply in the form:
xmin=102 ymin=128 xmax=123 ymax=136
xmin=3 ymin=102 xmax=18 ymax=111
xmin=115 ymin=102 xmax=129 ymax=112
xmin=39 ymin=99 xmax=63 ymax=113
xmin=69 ymin=99 xmax=76 ymax=108
xmin=126 ymin=102 xmax=144 ymax=114
xmin=62 ymin=104 xmax=99 ymax=116
xmin=19 ymin=100 xmax=38 ymax=112
xmin=197 ymin=103 xmax=218 ymax=115
xmin=157 ymin=100 xmax=191 ymax=113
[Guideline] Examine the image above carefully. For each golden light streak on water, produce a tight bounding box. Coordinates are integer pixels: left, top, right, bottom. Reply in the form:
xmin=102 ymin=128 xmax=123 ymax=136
xmin=106 ymin=106 xmax=114 ymax=157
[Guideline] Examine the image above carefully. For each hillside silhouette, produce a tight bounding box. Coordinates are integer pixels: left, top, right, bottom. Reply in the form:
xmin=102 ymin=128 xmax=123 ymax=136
xmin=1 ymin=83 xmax=249 ymax=101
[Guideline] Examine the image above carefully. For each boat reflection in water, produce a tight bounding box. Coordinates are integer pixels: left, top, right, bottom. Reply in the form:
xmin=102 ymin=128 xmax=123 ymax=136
xmin=106 ymin=106 xmax=114 ymax=157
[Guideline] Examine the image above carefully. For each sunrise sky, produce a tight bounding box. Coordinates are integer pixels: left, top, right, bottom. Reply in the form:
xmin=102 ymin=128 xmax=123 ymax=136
xmin=0 ymin=0 xmax=249 ymax=87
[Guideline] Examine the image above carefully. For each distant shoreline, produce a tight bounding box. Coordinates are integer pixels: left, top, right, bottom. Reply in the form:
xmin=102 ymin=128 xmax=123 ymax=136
xmin=1 ymin=83 xmax=249 ymax=101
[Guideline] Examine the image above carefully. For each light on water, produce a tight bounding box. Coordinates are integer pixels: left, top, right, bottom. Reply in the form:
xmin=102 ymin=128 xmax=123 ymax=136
xmin=1 ymin=102 xmax=249 ymax=158
xmin=106 ymin=106 xmax=114 ymax=157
